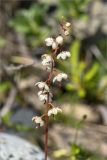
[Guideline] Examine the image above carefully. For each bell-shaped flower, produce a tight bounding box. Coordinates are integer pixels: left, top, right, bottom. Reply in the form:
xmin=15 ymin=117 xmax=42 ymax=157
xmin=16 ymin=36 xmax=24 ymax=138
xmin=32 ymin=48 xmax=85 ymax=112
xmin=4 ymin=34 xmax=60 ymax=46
xmin=53 ymin=73 xmax=68 ymax=83
xmin=56 ymin=36 xmax=64 ymax=45
xmin=38 ymin=91 xmax=53 ymax=102
xmin=52 ymin=41 xmax=57 ymax=50
xmin=41 ymin=54 xmax=53 ymax=71
xmin=64 ymin=30 xmax=69 ymax=36
xmin=35 ymin=82 xmax=49 ymax=91
xmin=45 ymin=37 xmax=54 ymax=46
xmin=57 ymin=51 xmax=70 ymax=60
xmin=32 ymin=116 xmax=44 ymax=128
xmin=48 ymin=107 xmax=62 ymax=116
xmin=41 ymin=54 xmax=52 ymax=65
xmin=65 ymin=22 xmax=71 ymax=27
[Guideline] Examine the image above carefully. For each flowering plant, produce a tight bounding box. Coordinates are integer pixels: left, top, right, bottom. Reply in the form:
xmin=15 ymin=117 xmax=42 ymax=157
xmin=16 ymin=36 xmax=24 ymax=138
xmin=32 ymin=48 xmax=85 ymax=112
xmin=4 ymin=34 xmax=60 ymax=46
xmin=32 ymin=19 xmax=71 ymax=160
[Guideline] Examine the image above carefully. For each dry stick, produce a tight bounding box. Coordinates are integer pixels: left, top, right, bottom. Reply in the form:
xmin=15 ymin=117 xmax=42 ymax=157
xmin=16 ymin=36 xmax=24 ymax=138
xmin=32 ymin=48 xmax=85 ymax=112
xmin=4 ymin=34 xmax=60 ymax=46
xmin=0 ymin=87 xmax=17 ymax=117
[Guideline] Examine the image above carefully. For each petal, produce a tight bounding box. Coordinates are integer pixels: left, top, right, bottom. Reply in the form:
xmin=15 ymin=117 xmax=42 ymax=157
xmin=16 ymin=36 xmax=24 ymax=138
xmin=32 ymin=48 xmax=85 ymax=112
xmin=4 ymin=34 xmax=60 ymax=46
xmin=53 ymin=108 xmax=57 ymax=115
xmin=52 ymin=42 xmax=57 ymax=50
xmin=66 ymin=52 xmax=71 ymax=57
xmin=57 ymin=54 xmax=61 ymax=59
xmin=57 ymin=76 xmax=62 ymax=82
xmin=53 ymin=77 xmax=57 ymax=83
xmin=48 ymin=110 xmax=52 ymax=116
xmin=61 ymin=54 xmax=66 ymax=60
xmin=56 ymin=36 xmax=63 ymax=45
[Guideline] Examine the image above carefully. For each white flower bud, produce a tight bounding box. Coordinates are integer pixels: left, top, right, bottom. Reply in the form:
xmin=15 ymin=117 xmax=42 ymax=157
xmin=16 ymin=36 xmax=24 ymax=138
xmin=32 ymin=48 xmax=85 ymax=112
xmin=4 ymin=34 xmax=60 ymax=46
xmin=65 ymin=22 xmax=71 ymax=27
xmin=45 ymin=37 xmax=54 ymax=46
xmin=57 ymin=51 xmax=70 ymax=60
xmin=52 ymin=41 xmax=57 ymax=50
xmin=53 ymin=73 xmax=68 ymax=83
xmin=56 ymin=36 xmax=63 ymax=45
xmin=48 ymin=107 xmax=62 ymax=116
xmin=64 ymin=30 xmax=69 ymax=36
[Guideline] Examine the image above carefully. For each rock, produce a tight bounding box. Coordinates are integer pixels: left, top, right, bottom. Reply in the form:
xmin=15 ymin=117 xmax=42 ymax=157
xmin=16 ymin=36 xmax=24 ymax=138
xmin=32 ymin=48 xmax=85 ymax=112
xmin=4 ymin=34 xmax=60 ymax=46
xmin=73 ymin=0 xmax=107 ymax=39
xmin=0 ymin=132 xmax=46 ymax=160
xmin=10 ymin=108 xmax=35 ymax=127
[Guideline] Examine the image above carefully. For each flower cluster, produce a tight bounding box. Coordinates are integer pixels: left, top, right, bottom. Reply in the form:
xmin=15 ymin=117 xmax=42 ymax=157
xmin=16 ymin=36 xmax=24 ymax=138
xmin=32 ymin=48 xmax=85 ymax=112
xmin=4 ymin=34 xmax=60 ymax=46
xmin=45 ymin=35 xmax=64 ymax=50
xmin=32 ymin=116 xmax=44 ymax=128
xmin=32 ymin=20 xmax=71 ymax=129
xmin=61 ymin=21 xmax=71 ymax=36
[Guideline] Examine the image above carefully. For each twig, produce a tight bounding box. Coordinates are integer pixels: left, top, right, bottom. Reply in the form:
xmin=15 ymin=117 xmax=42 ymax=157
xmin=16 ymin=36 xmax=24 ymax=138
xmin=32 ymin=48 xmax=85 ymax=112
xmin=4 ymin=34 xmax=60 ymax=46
xmin=0 ymin=87 xmax=17 ymax=117
xmin=1 ymin=56 xmax=42 ymax=74
xmin=2 ymin=63 xmax=34 ymax=72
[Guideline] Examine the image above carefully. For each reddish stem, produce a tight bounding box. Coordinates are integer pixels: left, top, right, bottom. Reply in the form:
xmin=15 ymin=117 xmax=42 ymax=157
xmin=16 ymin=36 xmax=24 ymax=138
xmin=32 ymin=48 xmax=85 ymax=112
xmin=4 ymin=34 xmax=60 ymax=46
xmin=44 ymin=47 xmax=58 ymax=160
xmin=45 ymin=114 xmax=49 ymax=160
xmin=44 ymin=92 xmax=49 ymax=160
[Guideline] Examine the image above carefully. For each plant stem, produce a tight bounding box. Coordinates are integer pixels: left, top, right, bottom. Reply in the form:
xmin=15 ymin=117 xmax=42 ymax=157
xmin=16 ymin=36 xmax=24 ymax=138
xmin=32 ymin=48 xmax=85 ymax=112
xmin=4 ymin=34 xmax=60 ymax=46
xmin=45 ymin=92 xmax=49 ymax=160
xmin=44 ymin=51 xmax=56 ymax=160
xmin=45 ymin=115 xmax=49 ymax=160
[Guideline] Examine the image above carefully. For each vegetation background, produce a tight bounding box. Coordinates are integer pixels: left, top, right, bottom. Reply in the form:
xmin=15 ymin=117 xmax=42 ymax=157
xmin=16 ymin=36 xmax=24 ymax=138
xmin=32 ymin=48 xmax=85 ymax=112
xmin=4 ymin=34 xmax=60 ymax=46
xmin=0 ymin=0 xmax=107 ymax=159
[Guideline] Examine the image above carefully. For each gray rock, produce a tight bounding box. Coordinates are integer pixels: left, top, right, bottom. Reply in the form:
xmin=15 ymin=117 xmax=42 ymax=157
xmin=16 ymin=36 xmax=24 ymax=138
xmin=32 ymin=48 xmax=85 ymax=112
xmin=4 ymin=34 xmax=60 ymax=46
xmin=10 ymin=108 xmax=35 ymax=127
xmin=73 ymin=0 xmax=107 ymax=39
xmin=0 ymin=133 xmax=46 ymax=160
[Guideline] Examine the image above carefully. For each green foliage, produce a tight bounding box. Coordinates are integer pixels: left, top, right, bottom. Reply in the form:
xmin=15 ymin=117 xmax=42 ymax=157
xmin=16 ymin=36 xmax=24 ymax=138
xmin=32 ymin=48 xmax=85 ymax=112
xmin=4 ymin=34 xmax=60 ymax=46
xmin=69 ymin=144 xmax=107 ymax=160
xmin=56 ymin=0 xmax=90 ymax=20
xmin=53 ymin=144 xmax=107 ymax=160
xmin=65 ymin=40 xmax=106 ymax=101
xmin=9 ymin=0 xmax=90 ymax=48
xmin=9 ymin=4 xmax=50 ymax=47
xmin=0 ymin=82 xmax=11 ymax=93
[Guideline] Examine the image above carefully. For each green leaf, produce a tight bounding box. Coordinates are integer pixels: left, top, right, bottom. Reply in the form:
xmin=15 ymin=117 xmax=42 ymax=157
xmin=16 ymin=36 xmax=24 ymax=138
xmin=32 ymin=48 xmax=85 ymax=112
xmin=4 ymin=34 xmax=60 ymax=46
xmin=84 ymin=63 xmax=99 ymax=81
xmin=70 ymin=40 xmax=81 ymax=82
xmin=2 ymin=111 xmax=12 ymax=123
xmin=53 ymin=149 xmax=68 ymax=158
xmin=71 ymin=144 xmax=80 ymax=155
xmin=0 ymin=82 xmax=11 ymax=93
xmin=66 ymin=83 xmax=75 ymax=91
xmin=78 ymin=88 xmax=86 ymax=97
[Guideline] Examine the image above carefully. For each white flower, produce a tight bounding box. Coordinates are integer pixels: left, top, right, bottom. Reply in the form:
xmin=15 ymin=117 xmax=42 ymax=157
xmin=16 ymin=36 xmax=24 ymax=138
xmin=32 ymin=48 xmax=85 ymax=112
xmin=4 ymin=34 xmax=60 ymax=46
xmin=45 ymin=37 xmax=54 ymax=46
xmin=48 ymin=107 xmax=62 ymax=116
xmin=41 ymin=54 xmax=52 ymax=70
xmin=65 ymin=22 xmax=71 ymax=27
xmin=38 ymin=91 xmax=53 ymax=102
xmin=57 ymin=51 xmax=70 ymax=60
xmin=35 ymin=82 xmax=49 ymax=91
xmin=53 ymin=73 xmax=68 ymax=83
xmin=56 ymin=36 xmax=63 ymax=45
xmin=32 ymin=116 xmax=44 ymax=128
xmin=41 ymin=54 xmax=52 ymax=65
xmin=52 ymin=41 xmax=57 ymax=50
xmin=64 ymin=30 xmax=69 ymax=36
xmin=38 ymin=91 xmax=47 ymax=102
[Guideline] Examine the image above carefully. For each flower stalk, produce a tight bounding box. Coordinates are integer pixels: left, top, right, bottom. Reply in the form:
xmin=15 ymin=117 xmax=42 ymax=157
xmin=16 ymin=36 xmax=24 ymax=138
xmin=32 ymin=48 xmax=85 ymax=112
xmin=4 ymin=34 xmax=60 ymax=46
xmin=32 ymin=19 xmax=71 ymax=160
